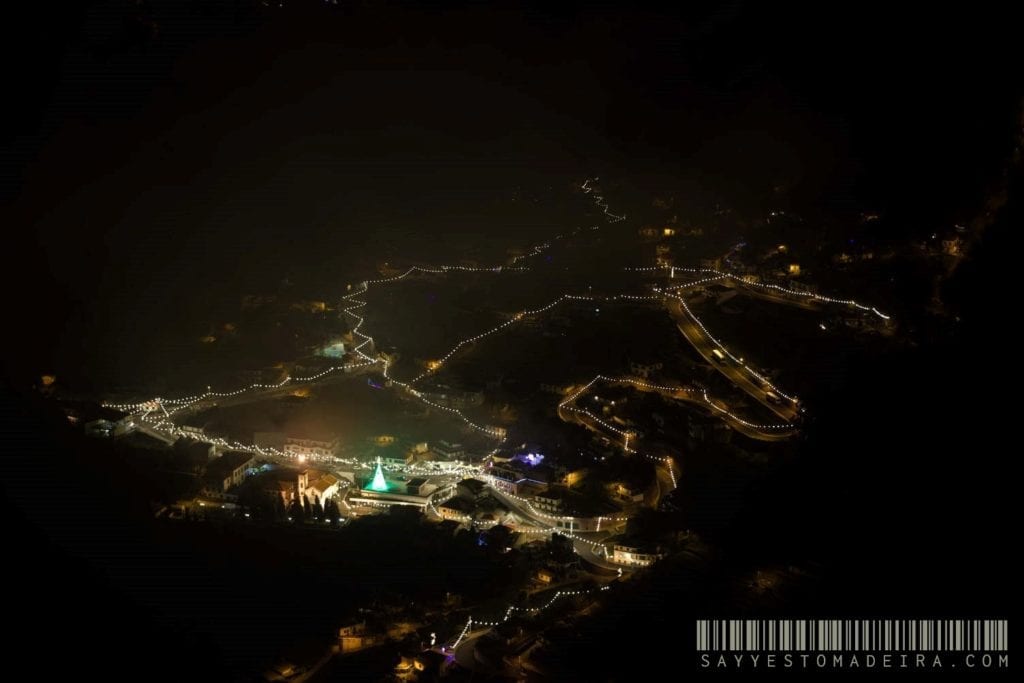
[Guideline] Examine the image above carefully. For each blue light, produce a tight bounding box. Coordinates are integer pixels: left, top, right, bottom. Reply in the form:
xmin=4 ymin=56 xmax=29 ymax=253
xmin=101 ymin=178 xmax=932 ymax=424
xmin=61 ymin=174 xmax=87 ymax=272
xmin=514 ymin=452 xmax=545 ymax=466
xmin=319 ymin=341 xmax=346 ymax=359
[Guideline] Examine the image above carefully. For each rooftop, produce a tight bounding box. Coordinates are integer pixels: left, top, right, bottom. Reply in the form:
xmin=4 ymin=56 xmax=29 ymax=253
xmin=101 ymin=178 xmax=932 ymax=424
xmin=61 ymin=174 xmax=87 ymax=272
xmin=308 ymin=472 xmax=339 ymax=491
xmin=439 ymin=497 xmax=473 ymax=513
xmin=206 ymin=453 xmax=249 ymax=480
xmin=458 ymin=478 xmax=487 ymax=494
xmin=613 ymin=534 xmax=667 ymax=553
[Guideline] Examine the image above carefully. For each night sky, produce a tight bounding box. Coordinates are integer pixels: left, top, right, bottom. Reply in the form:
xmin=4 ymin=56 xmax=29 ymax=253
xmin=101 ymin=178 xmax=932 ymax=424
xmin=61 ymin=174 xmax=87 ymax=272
xmin=5 ymin=1 xmax=1018 ymax=389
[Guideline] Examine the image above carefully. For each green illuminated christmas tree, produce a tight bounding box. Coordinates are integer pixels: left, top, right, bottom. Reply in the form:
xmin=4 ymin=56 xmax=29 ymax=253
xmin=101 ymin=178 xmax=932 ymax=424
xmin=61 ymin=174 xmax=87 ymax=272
xmin=369 ymin=457 xmax=388 ymax=492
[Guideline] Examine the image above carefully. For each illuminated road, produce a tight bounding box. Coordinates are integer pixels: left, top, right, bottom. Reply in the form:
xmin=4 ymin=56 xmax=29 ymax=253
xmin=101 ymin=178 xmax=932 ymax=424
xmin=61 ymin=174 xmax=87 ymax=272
xmin=105 ymin=178 xmax=894 ymax=502
xmin=665 ymin=294 xmax=799 ymax=423
xmin=89 ymin=176 xmax=899 ymax=683
xmin=729 ymin=279 xmax=821 ymax=311
xmin=558 ymin=375 xmax=794 ymax=443
xmin=648 ymin=453 xmax=676 ymax=508
xmin=452 ymin=632 xmax=491 ymax=673
xmin=482 ymin=484 xmax=633 ymax=572
xmin=169 ymin=370 xmax=365 ymax=417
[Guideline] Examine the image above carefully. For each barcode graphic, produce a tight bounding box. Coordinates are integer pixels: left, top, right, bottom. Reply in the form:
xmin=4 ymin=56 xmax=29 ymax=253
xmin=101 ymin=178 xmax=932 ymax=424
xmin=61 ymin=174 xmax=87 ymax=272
xmin=695 ymin=620 xmax=1008 ymax=652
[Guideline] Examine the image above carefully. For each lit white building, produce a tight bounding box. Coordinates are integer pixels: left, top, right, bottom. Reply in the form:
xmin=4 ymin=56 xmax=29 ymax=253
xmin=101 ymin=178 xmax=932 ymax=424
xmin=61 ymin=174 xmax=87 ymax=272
xmin=306 ymin=471 xmax=341 ymax=503
xmin=205 ymin=451 xmax=255 ymax=493
xmin=531 ymin=491 xmax=566 ymax=514
xmin=432 ymin=440 xmax=465 ymax=460
xmin=262 ymin=468 xmax=341 ymax=505
xmin=284 ymin=436 xmax=339 ymax=461
xmin=610 ymin=542 xmax=666 ymax=567
xmin=437 ymin=497 xmax=473 ymax=522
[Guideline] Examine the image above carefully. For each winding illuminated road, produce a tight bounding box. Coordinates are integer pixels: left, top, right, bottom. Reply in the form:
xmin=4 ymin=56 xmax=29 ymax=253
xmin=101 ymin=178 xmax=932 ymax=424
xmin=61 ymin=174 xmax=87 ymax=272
xmin=92 ymin=177 xmax=899 ymax=677
xmin=106 ymin=177 xmax=888 ymax=493
xmin=665 ymin=295 xmax=799 ymax=423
